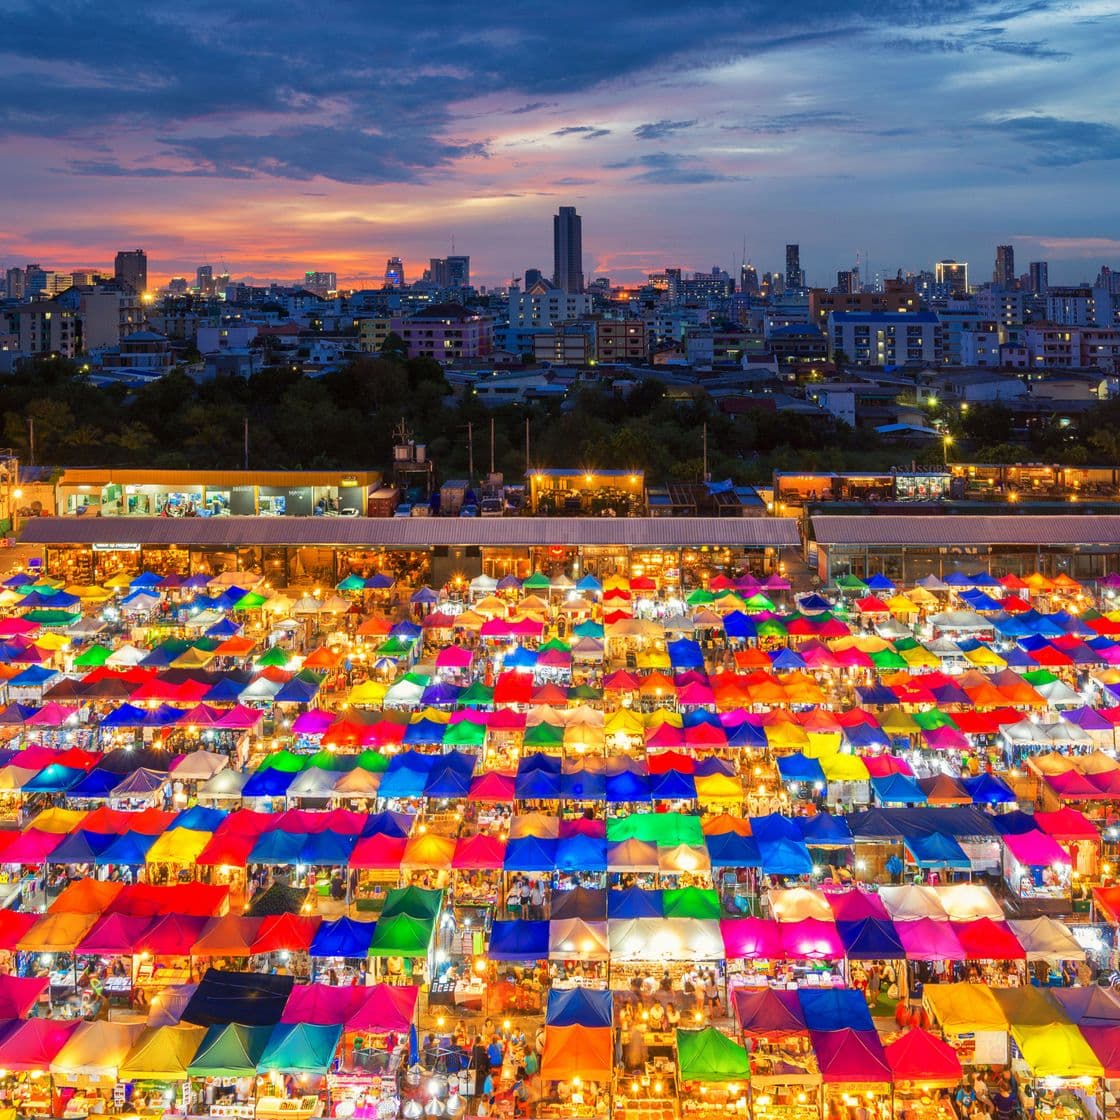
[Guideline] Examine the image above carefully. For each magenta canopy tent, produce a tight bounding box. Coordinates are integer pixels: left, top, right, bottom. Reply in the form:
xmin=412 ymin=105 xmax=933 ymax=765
xmin=0 ymin=975 xmax=48 ymax=1018
xmin=281 ymin=984 xmax=371 ymax=1026
xmin=894 ymin=917 xmax=966 ymax=962
xmin=344 ymin=984 xmax=420 ymax=1033
xmin=0 ymin=1018 xmax=80 ymax=1070
xmin=720 ymin=918 xmax=785 ymax=960
xmin=1003 ymin=830 xmax=1070 ymax=868
xmin=780 ymin=918 xmax=845 ymax=961
xmin=810 ymin=1028 xmax=892 ymax=1083
xmin=825 ymin=889 xmax=889 ymax=922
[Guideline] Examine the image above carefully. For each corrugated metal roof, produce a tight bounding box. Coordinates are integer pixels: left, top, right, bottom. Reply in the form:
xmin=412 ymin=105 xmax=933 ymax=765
xmin=813 ymin=514 xmax=1120 ymax=547
xmin=57 ymin=468 xmax=380 ymax=487
xmin=21 ymin=516 xmax=801 ymax=549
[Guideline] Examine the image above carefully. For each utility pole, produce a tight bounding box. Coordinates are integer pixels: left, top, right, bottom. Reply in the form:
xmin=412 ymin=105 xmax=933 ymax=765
xmin=525 ymin=417 xmax=531 ymax=472
xmin=243 ymin=417 xmax=249 ymax=470
xmin=489 ymin=418 xmax=495 ymax=476
xmin=702 ymin=423 xmax=709 ymax=482
xmin=26 ymin=418 xmax=35 ymax=466
xmin=466 ymin=421 xmax=474 ymax=482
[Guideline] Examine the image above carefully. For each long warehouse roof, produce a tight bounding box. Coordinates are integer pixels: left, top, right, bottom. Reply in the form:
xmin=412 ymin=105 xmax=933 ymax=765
xmin=21 ymin=516 xmax=802 ymax=549
xmin=812 ymin=514 xmax=1120 ymax=547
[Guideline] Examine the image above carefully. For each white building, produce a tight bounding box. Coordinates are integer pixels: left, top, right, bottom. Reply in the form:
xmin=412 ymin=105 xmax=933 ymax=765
xmin=828 ymin=311 xmax=942 ymax=367
xmin=197 ymin=323 xmax=259 ymax=352
xmin=960 ymin=329 xmax=1003 ymax=367
xmin=507 ymin=286 xmax=592 ymax=328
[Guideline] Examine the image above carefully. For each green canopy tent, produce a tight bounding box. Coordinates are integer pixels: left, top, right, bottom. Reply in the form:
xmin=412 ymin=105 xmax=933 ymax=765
xmin=607 ymin=811 xmax=704 ymax=847
xmin=676 ymin=1027 xmax=752 ymax=1083
xmin=685 ymin=589 xmax=715 ymax=606
xmin=744 ymin=594 xmax=776 ymax=612
xmin=835 ymin=574 xmax=869 ymax=592
xmin=368 ymin=914 xmax=435 ymax=958
xmin=911 ymin=710 xmax=958 ymax=731
xmin=524 ymin=722 xmax=564 ymax=747
xmin=662 ymin=886 xmax=721 ymax=921
xmin=257 ymin=749 xmax=310 ymax=773
xmin=522 ymin=572 xmax=551 ymax=591
xmin=868 ymin=648 xmax=908 ymax=671
xmin=336 ymin=575 xmax=367 ymax=593
xmin=189 ymin=1023 xmax=274 ymax=1078
xmin=381 ymin=886 xmax=443 ymax=920
xmin=457 ymin=682 xmax=494 ymax=708
xmin=257 ymin=1023 xmax=343 ymax=1074
xmin=442 ymin=721 xmax=486 ymax=748
xmin=23 ymin=609 xmax=81 ymax=627
xmin=355 ymin=749 xmax=391 ymax=773
xmin=255 ymin=646 xmax=292 ymax=668
xmin=232 ymin=592 xmax=269 ymax=611
xmin=74 ymin=643 xmax=113 ymax=668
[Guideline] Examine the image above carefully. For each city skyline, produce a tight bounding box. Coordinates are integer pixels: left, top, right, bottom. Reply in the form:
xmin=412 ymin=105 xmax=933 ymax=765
xmin=0 ymin=0 xmax=1117 ymax=288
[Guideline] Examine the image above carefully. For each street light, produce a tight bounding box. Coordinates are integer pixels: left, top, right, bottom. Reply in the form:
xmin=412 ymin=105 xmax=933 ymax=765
xmin=942 ymin=434 xmax=953 ymax=465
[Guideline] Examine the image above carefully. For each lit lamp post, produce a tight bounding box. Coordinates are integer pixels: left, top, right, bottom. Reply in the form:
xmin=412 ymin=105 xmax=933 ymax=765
xmin=942 ymin=434 xmax=953 ymax=466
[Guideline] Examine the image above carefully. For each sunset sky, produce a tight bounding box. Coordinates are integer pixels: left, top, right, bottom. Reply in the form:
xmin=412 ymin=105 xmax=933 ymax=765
xmin=2 ymin=0 xmax=1118 ymax=288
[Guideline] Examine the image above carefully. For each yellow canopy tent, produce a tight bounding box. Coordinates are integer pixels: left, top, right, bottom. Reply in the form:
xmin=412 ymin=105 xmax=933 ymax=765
xmin=31 ymin=807 xmax=89 ymax=834
xmin=119 ymin=1024 xmax=208 ymax=1081
xmin=900 ymin=645 xmax=941 ymax=668
xmin=401 ymin=834 xmax=455 ymax=870
xmin=644 ymin=709 xmax=683 ymax=728
xmin=820 ymin=754 xmax=870 ymax=782
xmin=509 ymin=813 xmax=560 ymax=839
xmin=964 ymin=646 xmax=1006 ymax=668
xmin=804 ymin=731 xmax=842 ymax=758
xmin=1012 ymin=1024 xmax=1102 ymax=1079
xmin=171 ymin=646 xmax=216 ymax=669
xmin=347 ymin=680 xmax=388 ymax=705
xmin=694 ymin=774 xmax=744 ymax=804
xmin=880 ymin=710 xmax=920 ymax=735
xmin=145 ymin=827 xmax=213 ymax=865
xmin=923 ymin=983 xmax=1007 ymax=1034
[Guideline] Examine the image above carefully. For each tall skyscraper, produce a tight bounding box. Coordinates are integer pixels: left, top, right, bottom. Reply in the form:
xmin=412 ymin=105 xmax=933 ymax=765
xmin=993 ymin=244 xmax=1015 ymax=288
xmin=1029 ymin=261 xmax=1049 ymax=295
xmin=935 ymin=259 xmax=969 ymax=294
xmin=384 ymin=257 xmax=405 ymax=288
xmin=114 ymin=248 xmax=147 ymax=294
xmin=785 ymin=244 xmax=803 ymax=289
xmin=5 ymin=268 xmax=26 ymax=300
xmin=553 ymin=206 xmax=584 ymax=293
xmin=524 ymin=268 xmax=544 ymax=290
xmin=195 ymin=265 xmax=214 ymax=294
xmin=429 ymin=256 xmax=470 ymax=289
xmin=739 ymin=263 xmax=759 ymax=295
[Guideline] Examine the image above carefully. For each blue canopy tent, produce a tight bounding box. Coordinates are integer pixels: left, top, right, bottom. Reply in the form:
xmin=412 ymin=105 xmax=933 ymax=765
xmin=726 ymin=721 xmax=768 ymax=749
xmin=403 ymin=719 xmax=448 ymax=746
xmin=70 ymin=769 xmax=124 ymax=799
xmin=503 ymin=836 xmax=559 ymax=872
xmin=667 ymin=639 xmax=704 ymax=670
xmin=799 ymin=814 xmax=854 ymax=847
xmin=378 ymin=752 xmax=436 ymax=799
xmin=961 ymin=773 xmax=1017 ymax=804
xmin=750 ymin=814 xmax=803 ymax=842
xmin=757 ymin=838 xmax=813 ymax=877
xmin=488 ymin=920 xmax=550 ymax=961
xmin=605 ymin=770 xmax=651 ymax=803
xmin=650 ymin=770 xmax=696 ymax=800
xmin=515 ymin=754 xmax=562 ymax=800
xmin=555 ymin=835 xmax=608 ymax=872
xmin=95 ymin=830 xmax=157 ymax=865
xmin=423 ymin=751 xmax=477 ymax=798
xmin=241 ymin=769 xmax=299 ymax=798
xmin=49 ymin=829 xmax=117 ymax=864
xmin=310 ymin=917 xmax=376 ymax=958
xmin=706 ymin=833 xmax=762 ymax=868
xmin=903 ymin=832 xmax=971 ymax=869
xmin=175 ymin=806 xmax=228 ymax=831
xmin=546 ymin=988 xmax=613 ymax=1027
xmin=837 ymin=918 xmax=906 ymax=960
xmin=560 ymin=767 xmax=606 ymax=801
xmin=22 ymin=764 xmax=86 ymax=794
xmin=798 ymin=988 xmax=875 ymax=1032
xmin=607 ymin=888 xmax=663 ymax=919
xmin=776 ymin=754 xmax=827 ymax=786
xmin=248 ymin=830 xmax=305 ymax=864
xmin=871 ymin=774 xmax=927 ymax=805
xmin=361 ymin=811 xmax=414 ymax=838
xmin=722 ymin=612 xmax=757 ymax=640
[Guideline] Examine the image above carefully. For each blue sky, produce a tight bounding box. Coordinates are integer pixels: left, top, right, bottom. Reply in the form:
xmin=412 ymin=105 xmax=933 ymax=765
xmin=1 ymin=0 xmax=1117 ymax=287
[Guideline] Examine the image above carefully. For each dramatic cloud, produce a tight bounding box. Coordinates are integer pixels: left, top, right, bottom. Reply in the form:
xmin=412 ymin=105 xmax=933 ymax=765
xmin=633 ymin=120 xmax=698 ymax=140
xmin=996 ymin=116 xmax=1120 ymax=165
xmin=0 ymin=0 xmax=1113 ymax=285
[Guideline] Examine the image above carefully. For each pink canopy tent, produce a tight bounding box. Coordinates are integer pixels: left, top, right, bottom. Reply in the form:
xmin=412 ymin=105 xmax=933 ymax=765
xmin=467 ymin=772 xmax=516 ymax=802
xmin=436 ymin=646 xmax=473 ymax=669
xmin=0 ymin=1018 xmax=80 ymax=1070
xmin=76 ymin=913 xmax=154 ymax=956
xmin=345 ymin=984 xmax=420 ymax=1033
xmin=719 ymin=918 xmax=786 ymax=960
xmin=282 ymin=985 xmax=370 ymax=1026
xmin=0 ymin=974 xmax=48 ymax=1018
xmin=1003 ymin=830 xmax=1070 ymax=868
xmin=1034 ymin=808 xmax=1099 ymax=842
xmin=894 ymin=918 xmax=966 ymax=962
xmin=950 ymin=918 xmax=1025 ymax=960
xmin=810 ymin=1028 xmax=892 ymax=1083
xmin=824 ymin=889 xmax=889 ymax=922
xmin=780 ymin=918 xmax=845 ymax=961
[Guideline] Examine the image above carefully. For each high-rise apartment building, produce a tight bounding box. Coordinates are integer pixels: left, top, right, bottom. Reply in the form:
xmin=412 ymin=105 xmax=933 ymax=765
xmin=739 ymin=263 xmax=759 ymax=295
xmin=1029 ymin=261 xmax=1049 ymax=295
xmin=195 ymin=265 xmax=214 ymax=295
xmin=429 ymin=256 xmax=470 ymax=288
xmin=114 ymin=248 xmax=147 ymax=294
xmin=935 ymin=259 xmax=969 ymax=295
xmin=553 ymin=206 xmax=584 ymax=293
xmin=785 ymin=244 xmax=803 ymax=289
xmin=304 ymin=271 xmax=337 ymax=296
xmin=384 ymin=258 xmax=405 ymax=288
xmin=993 ymin=245 xmax=1015 ymax=288
xmin=5 ymin=268 xmax=26 ymax=300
